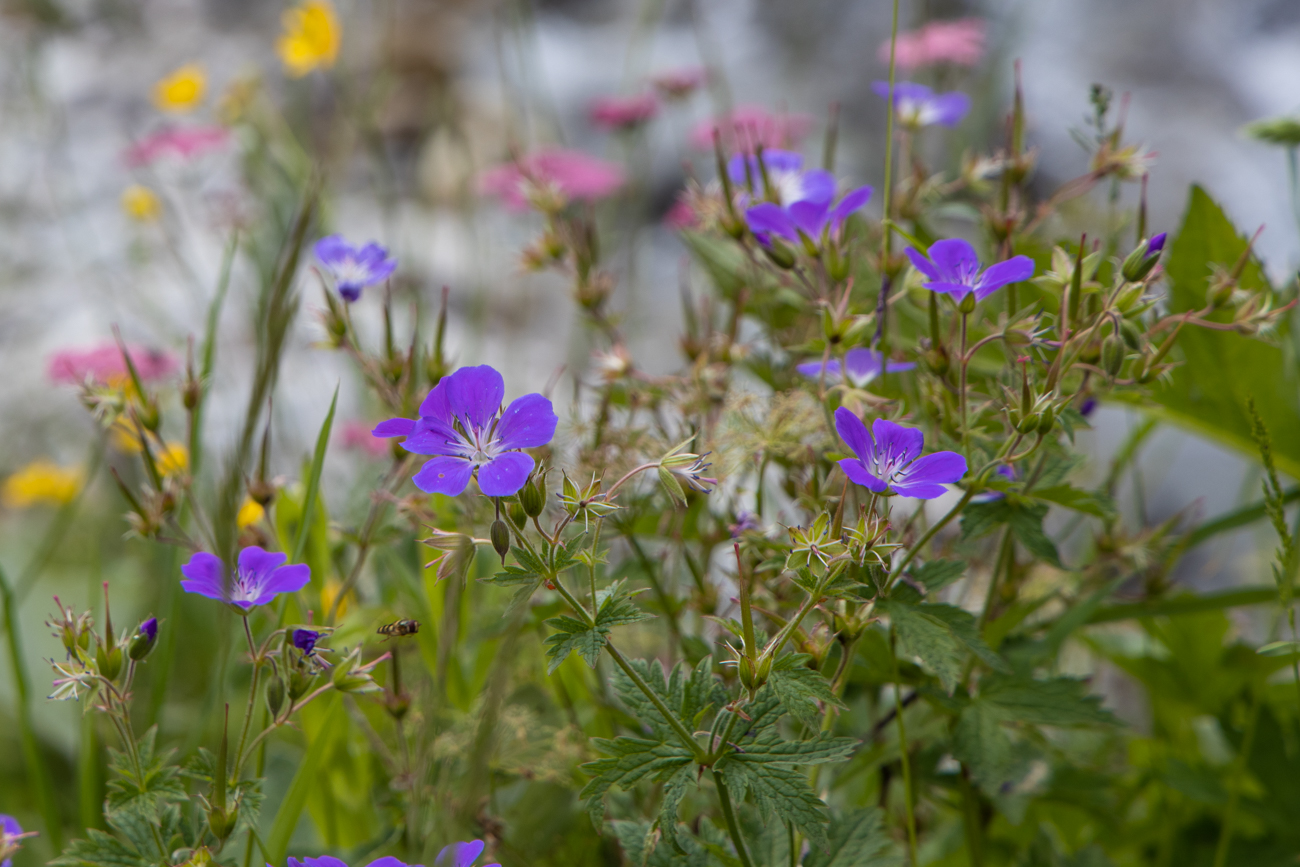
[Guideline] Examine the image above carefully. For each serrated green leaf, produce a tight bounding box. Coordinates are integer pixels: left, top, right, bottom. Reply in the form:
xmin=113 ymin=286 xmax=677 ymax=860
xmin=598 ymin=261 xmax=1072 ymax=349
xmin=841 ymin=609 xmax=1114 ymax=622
xmin=50 ymin=828 xmax=151 ymax=867
xmin=716 ymin=760 xmax=832 ymax=850
xmin=580 ymin=737 xmax=694 ymax=827
xmin=953 ymin=702 xmax=1029 ymax=798
xmin=656 ymin=763 xmax=696 ymax=850
xmin=802 ymin=807 xmax=901 ymax=867
xmin=979 ymin=675 xmax=1118 ymax=727
xmin=769 ymin=653 xmax=846 ymax=726
xmin=544 ymin=614 xmax=607 ymax=673
xmin=597 ymin=578 xmax=654 ymax=629
xmin=881 ymin=600 xmax=1006 ymax=691
xmin=911 ymin=559 xmax=966 ymax=593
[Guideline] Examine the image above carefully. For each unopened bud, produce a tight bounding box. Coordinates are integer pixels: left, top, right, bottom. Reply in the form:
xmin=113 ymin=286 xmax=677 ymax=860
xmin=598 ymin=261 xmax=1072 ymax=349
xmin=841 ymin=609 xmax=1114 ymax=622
xmin=182 ymin=377 xmax=202 ymax=411
xmin=266 ymin=675 xmax=286 ymax=718
xmin=248 ymin=479 xmax=276 ymax=507
xmin=763 ymin=239 xmax=796 ymax=270
xmin=1016 ymin=412 xmax=1041 ymax=434
xmin=1036 ymin=409 xmax=1057 ymax=436
xmin=490 ymin=519 xmax=511 ymax=563
xmin=508 ymin=500 xmax=527 ymax=530
xmin=128 ymin=617 xmax=158 ymax=661
xmin=1101 ymin=335 xmax=1125 ymax=377
xmin=958 ymin=292 xmax=978 ymax=314
xmin=520 ymin=475 xmax=546 ymax=518
xmin=924 ymin=347 xmax=949 ymax=376
xmin=289 ymin=668 xmax=314 ymax=700
xmin=658 ymin=466 xmax=688 ymax=507
xmin=1121 ymin=232 xmax=1166 ymax=282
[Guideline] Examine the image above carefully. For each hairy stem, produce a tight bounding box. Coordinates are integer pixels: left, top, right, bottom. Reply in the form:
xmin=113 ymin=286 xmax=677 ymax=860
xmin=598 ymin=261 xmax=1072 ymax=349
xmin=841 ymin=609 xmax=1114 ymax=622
xmin=713 ymin=769 xmax=756 ymax=867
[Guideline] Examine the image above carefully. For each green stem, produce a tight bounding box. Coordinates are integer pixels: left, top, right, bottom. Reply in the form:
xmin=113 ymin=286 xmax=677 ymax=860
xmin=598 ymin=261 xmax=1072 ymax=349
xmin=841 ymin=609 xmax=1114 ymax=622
xmin=889 ymin=627 xmax=919 ymax=865
xmin=232 ymin=617 xmax=262 ymax=773
xmin=959 ymin=767 xmax=984 ymax=867
xmin=978 ymin=529 xmax=1015 ymax=629
xmin=959 ymin=310 xmax=970 ymax=455
xmin=712 ymin=769 xmax=756 ymax=867
xmin=875 ymin=0 xmax=902 ymax=359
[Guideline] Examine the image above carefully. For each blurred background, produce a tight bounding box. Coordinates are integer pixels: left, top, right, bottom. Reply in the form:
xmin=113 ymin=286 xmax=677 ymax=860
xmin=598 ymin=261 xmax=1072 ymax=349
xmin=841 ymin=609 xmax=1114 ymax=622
xmin=0 ymin=0 xmax=1297 ymax=858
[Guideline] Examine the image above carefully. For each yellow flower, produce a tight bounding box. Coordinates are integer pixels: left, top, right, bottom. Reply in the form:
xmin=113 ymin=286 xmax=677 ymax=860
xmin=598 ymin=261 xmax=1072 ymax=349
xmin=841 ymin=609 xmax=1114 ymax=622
xmin=321 ymin=577 xmax=350 ymax=618
xmin=155 ymin=443 xmax=189 ymax=477
xmin=3 ymin=461 xmax=83 ymax=508
xmin=277 ymin=1 xmax=340 ymax=78
xmin=237 ymin=497 xmax=265 ymax=529
xmin=153 ymin=63 xmax=207 ymax=113
xmin=121 ymin=185 xmax=162 ymax=222
xmin=110 ymin=417 xmax=144 ymax=453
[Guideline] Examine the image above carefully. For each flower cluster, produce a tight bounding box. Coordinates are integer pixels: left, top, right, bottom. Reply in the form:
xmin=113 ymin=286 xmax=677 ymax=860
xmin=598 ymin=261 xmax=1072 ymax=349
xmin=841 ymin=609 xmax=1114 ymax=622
xmin=48 ymin=343 xmax=179 ymax=386
xmin=731 ymin=150 xmax=871 ymax=248
xmin=480 ymin=149 xmax=625 ymax=211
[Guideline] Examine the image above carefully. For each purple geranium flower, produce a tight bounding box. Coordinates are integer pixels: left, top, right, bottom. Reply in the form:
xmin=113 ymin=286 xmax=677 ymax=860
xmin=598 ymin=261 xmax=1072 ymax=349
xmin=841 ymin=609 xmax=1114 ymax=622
xmin=435 ymin=841 xmax=499 ymax=867
xmin=797 ymin=348 xmax=915 ymax=387
xmin=181 ymin=546 xmax=310 ymax=612
xmin=834 ymin=408 xmax=967 ymax=499
xmin=314 ymin=235 xmax=398 ymax=302
xmin=373 ymin=365 xmax=558 ymax=498
xmin=905 ymin=238 xmax=1035 ymax=303
xmin=728 ymin=150 xmax=872 ymax=247
xmin=1 ymin=815 xmax=34 ymax=867
xmin=292 ymin=628 xmax=322 ymax=656
xmin=729 ymin=510 xmax=760 ymax=538
xmin=285 ymin=857 xmax=416 ymax=867
xmin=872 ymin=81 xmax=971 ymax=128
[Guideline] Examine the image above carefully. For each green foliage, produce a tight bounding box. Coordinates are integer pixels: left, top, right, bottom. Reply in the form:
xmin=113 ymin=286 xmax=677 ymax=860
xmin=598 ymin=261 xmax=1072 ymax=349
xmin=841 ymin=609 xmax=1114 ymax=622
xmin=880 ymin=599 xmax=1007 ymax=692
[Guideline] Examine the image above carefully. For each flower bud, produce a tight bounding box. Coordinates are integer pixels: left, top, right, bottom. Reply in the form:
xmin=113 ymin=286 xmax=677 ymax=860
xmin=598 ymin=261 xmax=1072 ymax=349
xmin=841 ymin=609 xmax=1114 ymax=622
xmin=1036 ymin=409 xmax=1057 ymax=436
xmin=1121 ymin=233 xmax=1166 ymax=282
xmin=658 ymin=465 xmax=688 ymax=507
xmin=128 ymin=617 xmax=158 ymax=661
xmin=1101 ymin=335 xmax=1126 ymax=377
xmin=924 ymin=346 xmax=949 ymax=376
xmin=289 ymin=668 xmax=314 ymax=700
xmin=1016 ymin=412 xmax=1041 ymax=435
xmin=332 ymin=648 xmax=384 ymax=694
xmin=248 ymin=478 xmax=276 ymax=507
xmin=520 ymin=474 xmax=546 ymax=517
xmin=182 ymin=376 xmax=202 ymax=411
xmin=266 ymin=674 xmax=286 ymax=718
xmin=508 ymin=500 xmax=527 ymax=530
xmin=490 ymin=519 xmax=511 ymax=563
xmin=958 ymin=293 xmax=977 ymax=314
xmin=763 ymin=239 xmax=797 ymax=270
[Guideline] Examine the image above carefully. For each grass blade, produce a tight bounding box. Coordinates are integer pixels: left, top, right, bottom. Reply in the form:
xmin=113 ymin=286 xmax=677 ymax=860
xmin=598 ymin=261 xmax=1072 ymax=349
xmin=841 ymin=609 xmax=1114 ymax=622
xmin=291 ymin=384 xmax=338 ymax=565
xmin=266 ymin=692 xmax=345 ymax=863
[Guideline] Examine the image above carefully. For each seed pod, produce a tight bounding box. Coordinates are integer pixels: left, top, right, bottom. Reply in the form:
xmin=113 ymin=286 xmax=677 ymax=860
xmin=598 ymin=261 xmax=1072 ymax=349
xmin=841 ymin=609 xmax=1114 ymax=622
xmin=490 ymin=519 xmax=511 ymax=563
xmin=1101 ymin=335 xmax=1126 ymax=377
xmin=658 ymin=466 xmax=687 ymax=507
xmin=289 ymin=668 xmax=314 ymax=700
xmin=520 ymin=474 xmax=546 ymax=517
xmin=1036 ymin=409 xmax=1057 ymax=436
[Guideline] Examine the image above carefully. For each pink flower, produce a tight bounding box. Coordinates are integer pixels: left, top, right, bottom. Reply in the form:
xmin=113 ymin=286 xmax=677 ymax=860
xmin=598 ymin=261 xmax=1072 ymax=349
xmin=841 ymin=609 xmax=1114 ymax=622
xmin=590 ymin=93 xmax=659 ymax=131
xmin=878 ymin=18 xmax=986 ymax=71
xmin=479 ymin=148 xmax=626 ymax=211
xmin=124 ymin=125 xmax=230 ymax=167
xmin=651 ymin=67 xmax=706 ymax=100
xmin=339 ymin=420 xmax=390 ymax=457
xmin=49 ymin=343 xmax=180 ymax=385
xmin=688 ymin=104 xmax=812 ymax=154
xmin=664 ymin=196 xmax=698 ymax=230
